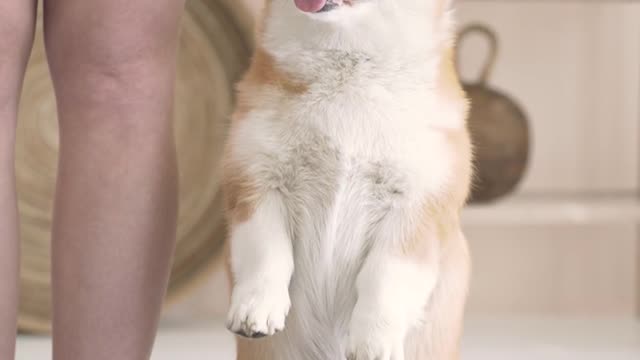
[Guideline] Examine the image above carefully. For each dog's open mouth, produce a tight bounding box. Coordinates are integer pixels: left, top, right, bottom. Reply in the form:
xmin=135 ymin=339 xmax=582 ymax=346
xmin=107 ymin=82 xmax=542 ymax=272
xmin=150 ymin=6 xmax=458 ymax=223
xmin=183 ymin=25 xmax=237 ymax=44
xmin=294 ymin=0 xmax=351 ymax=13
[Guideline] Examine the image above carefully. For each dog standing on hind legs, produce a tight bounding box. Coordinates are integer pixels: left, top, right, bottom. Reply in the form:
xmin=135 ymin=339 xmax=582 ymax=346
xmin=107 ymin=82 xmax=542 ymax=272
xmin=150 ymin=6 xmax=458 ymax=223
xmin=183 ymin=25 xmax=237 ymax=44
xmin=222 ymin=0 xmax=472 ymax=359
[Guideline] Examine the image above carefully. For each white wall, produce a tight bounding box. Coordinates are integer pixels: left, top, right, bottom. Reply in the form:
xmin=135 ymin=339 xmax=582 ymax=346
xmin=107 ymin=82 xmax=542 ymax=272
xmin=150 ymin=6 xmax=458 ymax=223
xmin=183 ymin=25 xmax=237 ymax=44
xmin=457 ymin=1 xmax=639 ymax=194
xmin=457 ymin=1 xmax=639 ymax=317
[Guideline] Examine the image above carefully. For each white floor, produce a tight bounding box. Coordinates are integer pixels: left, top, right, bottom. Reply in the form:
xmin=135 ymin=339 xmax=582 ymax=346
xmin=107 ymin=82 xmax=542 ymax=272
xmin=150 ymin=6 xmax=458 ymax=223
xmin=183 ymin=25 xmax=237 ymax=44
xmin=16 ymin=317 xmax=640 ymax=359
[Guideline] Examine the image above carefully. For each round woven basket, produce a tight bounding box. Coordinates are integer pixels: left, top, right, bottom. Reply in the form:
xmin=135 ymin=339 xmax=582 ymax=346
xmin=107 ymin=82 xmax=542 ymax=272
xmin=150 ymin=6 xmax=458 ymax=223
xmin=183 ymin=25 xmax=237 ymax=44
xmin=16 ymin=0 xmax=253 ymax=333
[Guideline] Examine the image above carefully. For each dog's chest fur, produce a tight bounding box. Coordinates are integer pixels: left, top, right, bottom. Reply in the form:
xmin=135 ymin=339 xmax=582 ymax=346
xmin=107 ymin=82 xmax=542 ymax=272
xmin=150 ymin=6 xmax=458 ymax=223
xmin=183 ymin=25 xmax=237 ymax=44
xmin=237 ymin=49 xmax=457 ymax=197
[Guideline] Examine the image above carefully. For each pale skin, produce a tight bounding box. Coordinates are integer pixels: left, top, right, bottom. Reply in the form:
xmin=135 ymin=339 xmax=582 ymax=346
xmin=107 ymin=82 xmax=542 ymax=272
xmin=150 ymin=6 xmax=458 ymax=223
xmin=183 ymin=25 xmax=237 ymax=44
xmin=0 ymin=0 xmax=185 ymax=359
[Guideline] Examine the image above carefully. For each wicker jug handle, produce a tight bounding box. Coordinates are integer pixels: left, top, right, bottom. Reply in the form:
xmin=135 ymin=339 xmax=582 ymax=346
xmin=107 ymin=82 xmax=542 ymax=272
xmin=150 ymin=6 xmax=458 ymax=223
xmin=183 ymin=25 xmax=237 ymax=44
xmin=455 ymin=24 xmax=499 ymax=85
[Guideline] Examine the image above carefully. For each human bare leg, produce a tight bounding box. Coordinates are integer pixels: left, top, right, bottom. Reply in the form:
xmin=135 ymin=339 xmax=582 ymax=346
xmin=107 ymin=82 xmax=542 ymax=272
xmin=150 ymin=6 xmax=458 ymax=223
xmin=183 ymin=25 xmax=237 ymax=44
xmin=0 ymin=0 xmax=37 ymax=358
xmin=43 ymin=0 xmax=185 ymax=358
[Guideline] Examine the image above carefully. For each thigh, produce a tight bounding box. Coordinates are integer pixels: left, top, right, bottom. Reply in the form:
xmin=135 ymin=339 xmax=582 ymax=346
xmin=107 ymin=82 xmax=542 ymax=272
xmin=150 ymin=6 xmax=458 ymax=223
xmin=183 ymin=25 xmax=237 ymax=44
xmin=43 ymin=0 xmax=186 ymax=77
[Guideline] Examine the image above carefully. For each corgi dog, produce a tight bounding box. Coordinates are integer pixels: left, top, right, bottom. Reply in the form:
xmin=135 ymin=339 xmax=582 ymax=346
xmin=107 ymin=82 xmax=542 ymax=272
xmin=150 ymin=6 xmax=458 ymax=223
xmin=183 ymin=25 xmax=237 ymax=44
xmin=222 ymin=0 xmax=472 ymax=359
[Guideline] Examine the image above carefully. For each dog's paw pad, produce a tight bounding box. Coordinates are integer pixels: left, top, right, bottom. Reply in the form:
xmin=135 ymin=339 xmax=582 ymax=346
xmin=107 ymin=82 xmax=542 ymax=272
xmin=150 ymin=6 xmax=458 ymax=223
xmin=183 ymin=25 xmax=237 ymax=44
xmin=226 ymin=283 xmax=291 ymax=338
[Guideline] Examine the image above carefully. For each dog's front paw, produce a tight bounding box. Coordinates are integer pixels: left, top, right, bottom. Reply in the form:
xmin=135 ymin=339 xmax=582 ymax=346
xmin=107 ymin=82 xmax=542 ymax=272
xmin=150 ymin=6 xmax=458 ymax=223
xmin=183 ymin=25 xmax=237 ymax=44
xmin=346 ymin=316 xmax=405 ymax=360
xmin=226 ymin=281 xmax=291 ymax=338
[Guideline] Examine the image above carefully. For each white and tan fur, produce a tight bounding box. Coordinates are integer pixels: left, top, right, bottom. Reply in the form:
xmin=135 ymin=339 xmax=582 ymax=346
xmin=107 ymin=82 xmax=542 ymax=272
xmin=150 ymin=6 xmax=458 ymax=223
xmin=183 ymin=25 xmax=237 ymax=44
xmin=223 ymin=0 xmax=472 ymax=359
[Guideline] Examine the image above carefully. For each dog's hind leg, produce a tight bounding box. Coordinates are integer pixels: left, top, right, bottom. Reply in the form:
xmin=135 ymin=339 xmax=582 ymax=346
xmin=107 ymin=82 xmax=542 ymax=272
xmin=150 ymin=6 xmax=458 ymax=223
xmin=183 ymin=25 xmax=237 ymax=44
xmin=405 ymin=230 xmax=470 ymax=360
xmin=346 ymin=204 xmax=469 ymax=360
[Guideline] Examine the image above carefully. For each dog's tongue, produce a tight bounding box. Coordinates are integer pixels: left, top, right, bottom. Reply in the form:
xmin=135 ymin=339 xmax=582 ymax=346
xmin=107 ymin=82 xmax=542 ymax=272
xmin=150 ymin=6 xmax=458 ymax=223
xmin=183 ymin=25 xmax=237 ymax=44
xmin=294 ymin=0 xmax=327 ymax=13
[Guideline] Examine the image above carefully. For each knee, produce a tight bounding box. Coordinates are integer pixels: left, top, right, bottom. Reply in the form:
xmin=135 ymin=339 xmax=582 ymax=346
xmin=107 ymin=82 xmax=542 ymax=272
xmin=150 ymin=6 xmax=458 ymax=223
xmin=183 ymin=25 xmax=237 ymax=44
xmin=48 ymin=58 xmax=167 ymax=111
xmin=44 ymin=18 xmax=181 ymax=105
